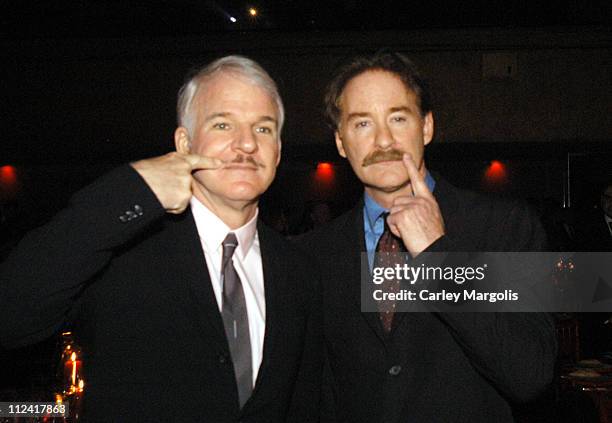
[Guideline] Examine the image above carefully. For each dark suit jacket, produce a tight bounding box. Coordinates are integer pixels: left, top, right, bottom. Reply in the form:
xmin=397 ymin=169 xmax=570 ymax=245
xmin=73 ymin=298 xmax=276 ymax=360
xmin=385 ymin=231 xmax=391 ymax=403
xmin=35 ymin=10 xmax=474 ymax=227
xmin=0 ymin=165 xmax=322 ymax=422
xmin=575 ymin=208 xmax=612 ymax=251
xmin=301 ymin=176 xmax=556 ymax=423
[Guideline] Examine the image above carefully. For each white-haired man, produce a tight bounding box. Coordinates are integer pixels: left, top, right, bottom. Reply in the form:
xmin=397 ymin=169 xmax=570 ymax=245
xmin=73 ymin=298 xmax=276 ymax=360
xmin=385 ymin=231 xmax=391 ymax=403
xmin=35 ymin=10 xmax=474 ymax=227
xmin=0 ymin=56 xmax=321 ymax=422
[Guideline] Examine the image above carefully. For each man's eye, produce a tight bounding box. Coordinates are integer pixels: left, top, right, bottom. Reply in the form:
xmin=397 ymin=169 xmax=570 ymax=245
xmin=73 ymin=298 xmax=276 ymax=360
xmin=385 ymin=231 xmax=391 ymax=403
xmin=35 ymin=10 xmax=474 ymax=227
xmin=213 ymin=122 xmax=230 ymax=130
xmin=391 ymin=116 xmax=407 ymax=122
xmin=256 ymin=126 xmax=272 ymax=134
xmin=355 ymin=121 xmax=370 ymax=129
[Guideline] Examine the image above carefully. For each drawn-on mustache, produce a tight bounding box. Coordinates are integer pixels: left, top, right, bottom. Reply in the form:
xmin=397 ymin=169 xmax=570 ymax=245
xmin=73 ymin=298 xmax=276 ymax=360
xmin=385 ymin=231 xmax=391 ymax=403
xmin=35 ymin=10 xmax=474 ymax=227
xmin=226 ymin=155 xmax=265 ymax=168
xmin=362 ymin=149 xmax=404 ymax=167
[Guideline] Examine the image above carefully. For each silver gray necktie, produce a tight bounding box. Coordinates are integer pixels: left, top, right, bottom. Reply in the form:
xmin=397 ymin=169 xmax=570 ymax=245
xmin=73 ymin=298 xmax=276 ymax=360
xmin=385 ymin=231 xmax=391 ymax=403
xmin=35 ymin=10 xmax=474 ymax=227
xmin=221 ymin=233 xmax=252 ymax=408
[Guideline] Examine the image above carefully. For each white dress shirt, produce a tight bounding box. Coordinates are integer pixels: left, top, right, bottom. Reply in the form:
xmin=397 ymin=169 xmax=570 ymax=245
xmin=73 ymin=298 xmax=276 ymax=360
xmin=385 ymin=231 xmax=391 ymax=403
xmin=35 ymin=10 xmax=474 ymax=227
xmin=190 ymin=197 xmax=266 ymax=387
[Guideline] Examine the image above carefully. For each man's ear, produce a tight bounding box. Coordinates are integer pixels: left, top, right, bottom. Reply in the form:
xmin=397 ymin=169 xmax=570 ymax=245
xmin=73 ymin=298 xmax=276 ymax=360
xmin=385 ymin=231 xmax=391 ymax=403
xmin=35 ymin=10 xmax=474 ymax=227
xmin=423 ymin=112 xmax=434 ymax=146
xmin=335 ymin=131 xmax=347 ymax=158
xmin=275 ymin=138 xmax=282 ymax=167
xmin=174 ymin=127 xmax=191 ymax=154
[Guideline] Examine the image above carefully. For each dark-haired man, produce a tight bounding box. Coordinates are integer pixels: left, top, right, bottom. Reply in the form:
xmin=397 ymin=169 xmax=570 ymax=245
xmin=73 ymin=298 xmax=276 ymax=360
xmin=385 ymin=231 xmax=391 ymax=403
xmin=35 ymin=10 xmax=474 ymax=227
xmin=302 ymin=52 xmax=556 ymax=422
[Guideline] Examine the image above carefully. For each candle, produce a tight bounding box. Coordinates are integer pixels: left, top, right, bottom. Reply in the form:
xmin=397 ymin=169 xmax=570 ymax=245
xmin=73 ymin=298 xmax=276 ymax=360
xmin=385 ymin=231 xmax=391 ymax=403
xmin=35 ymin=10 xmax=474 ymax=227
xmin=71 ymin=352 xmax=77 ymax=386
xmin=64 ymin=352 xmax=81 ymax=390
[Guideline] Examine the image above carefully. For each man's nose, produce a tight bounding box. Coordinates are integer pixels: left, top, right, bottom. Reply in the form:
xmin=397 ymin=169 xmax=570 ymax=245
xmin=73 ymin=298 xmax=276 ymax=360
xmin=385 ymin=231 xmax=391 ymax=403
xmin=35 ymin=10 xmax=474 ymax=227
xmin=232 ymin=126 xmax=258 ymax=154
xmin=374 ymin=123 xmax=394 ymax=150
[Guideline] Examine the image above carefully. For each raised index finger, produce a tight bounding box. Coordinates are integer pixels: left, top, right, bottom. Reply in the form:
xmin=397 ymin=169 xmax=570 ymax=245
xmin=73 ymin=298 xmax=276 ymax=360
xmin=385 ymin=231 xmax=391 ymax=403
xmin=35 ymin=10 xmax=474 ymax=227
xmin=403 ymin=153 xmax=432 ymax=198
xmin=182 ymin=154 xmax=223 ymax=170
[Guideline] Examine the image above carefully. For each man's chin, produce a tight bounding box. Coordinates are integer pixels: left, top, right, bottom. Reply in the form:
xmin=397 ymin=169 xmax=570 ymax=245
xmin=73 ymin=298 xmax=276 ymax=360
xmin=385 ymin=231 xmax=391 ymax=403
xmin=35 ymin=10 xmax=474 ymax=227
xmin=364 ymin=179 xmax=411 ymax=194
xmin=224 ymin=182 xmax=267 ymax=202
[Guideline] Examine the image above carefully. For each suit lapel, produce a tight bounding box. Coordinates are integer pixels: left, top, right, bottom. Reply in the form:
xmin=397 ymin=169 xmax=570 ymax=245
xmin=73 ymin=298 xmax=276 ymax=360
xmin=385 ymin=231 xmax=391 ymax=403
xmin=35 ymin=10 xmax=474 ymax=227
xmin=241 ymin=222 xmax=282 ymax=413
xmin=165 ymin=208 xmax=228 ymax=351
xmin=339 ymin=203 xmax=388 ymax=345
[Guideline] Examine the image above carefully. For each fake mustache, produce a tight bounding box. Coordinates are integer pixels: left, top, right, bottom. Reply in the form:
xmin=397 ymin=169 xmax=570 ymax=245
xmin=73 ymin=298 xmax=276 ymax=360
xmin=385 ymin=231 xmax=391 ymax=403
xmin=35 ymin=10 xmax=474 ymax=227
xmin=227 ymin=155 xmax=266 ymax=168
xmin=362 ymin=149 xmax=404 ymax=167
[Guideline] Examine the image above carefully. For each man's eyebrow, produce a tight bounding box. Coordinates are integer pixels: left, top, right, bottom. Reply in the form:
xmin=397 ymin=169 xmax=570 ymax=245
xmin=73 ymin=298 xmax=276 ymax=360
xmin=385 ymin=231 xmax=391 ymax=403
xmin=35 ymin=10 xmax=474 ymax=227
xmin=203 ymin=112 xmax=232 ymax=123
xmin=202 ymin=113 xmax=277 ymax=127
xmin=389 ymin=106 xmax=411 ymax=113
xmin=257 ymin=115 xmax=277 ymax=126
xmin=345 ymin=112 xmax=370 ymax=121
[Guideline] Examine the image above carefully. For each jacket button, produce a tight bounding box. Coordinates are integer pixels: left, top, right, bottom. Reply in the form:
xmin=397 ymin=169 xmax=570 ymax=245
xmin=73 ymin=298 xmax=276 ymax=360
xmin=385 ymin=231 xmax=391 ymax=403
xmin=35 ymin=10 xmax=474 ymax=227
xmin=389 ymin=365 xmax=402 ymax=376
xmin=218 ymin=354 xmax=228 ymax=364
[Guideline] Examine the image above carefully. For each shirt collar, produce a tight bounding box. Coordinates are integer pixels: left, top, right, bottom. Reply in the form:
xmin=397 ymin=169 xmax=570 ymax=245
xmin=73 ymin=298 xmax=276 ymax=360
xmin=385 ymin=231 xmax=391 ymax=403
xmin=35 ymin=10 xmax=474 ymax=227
xmin=190 ymin=197 xmax=258 ymax=259
xmin=363 ymin=170 xmax=437 ymax=230
xmin=364 ymin=191 xmax=388 ymax=235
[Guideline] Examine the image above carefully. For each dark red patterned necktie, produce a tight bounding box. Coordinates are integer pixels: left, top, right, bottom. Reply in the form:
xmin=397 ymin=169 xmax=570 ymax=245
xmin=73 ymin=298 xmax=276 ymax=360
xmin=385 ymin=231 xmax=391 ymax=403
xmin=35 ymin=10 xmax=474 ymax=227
xmin=373 ymin=214 xmax=406 ymax=333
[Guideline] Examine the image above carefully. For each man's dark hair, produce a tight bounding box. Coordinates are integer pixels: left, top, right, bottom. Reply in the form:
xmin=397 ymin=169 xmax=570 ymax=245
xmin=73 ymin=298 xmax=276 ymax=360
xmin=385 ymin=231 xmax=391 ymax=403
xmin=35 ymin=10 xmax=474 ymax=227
xmin=324 ymin=51 xmax=432 ymax=131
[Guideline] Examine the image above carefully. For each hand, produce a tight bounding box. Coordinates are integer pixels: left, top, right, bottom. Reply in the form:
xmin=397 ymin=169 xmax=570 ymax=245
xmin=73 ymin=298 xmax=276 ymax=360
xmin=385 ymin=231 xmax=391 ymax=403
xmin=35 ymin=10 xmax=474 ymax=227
xmin=131 ymin=152 xmax=222 ymax=214
xmin=386 ymin=153 xmax=445 ymax=257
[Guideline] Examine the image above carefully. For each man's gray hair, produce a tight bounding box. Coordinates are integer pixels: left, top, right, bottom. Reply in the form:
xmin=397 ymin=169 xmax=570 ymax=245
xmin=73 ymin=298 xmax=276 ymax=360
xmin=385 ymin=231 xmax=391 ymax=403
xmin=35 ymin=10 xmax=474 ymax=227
xmin=177 ymin=55 xmax=284 ymax=139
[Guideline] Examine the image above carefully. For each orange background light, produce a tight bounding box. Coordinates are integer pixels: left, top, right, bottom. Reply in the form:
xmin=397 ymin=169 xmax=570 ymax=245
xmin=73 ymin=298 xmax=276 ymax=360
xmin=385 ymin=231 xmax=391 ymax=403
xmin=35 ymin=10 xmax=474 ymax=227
xmin=0 ymin=165 xmax=18 ymax=200
xmin=316 ymin=162 xmax=334 ymax=181
xmin=311 ymin=162 xmax=336 ymax=198
xmin=0 ymin=165 xmax=17 ymax=184
xmin=484 ymin=160 xmax=507 ymax=184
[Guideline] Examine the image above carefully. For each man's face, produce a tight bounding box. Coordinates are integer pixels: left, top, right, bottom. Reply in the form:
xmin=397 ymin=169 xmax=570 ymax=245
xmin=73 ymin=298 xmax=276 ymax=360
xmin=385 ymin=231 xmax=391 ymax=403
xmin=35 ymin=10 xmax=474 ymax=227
xmin=176 ymin=72 xmax=281 ymax=207
xmin=334 ymin=70 xmax=433 ymax=195
xmin=602 ymin=185 xmax=612 ymax=217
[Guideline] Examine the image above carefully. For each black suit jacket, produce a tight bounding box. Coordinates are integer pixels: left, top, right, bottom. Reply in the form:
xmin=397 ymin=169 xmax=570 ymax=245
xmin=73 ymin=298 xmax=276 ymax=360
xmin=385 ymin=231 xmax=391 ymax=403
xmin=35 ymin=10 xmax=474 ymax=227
xmin=575 ymin=208 xmax=612 ymax=251
xmin=302 ymin=176 xmax=556 ymax=423
xmin=0 ymin=165 xmax=322 ymax=422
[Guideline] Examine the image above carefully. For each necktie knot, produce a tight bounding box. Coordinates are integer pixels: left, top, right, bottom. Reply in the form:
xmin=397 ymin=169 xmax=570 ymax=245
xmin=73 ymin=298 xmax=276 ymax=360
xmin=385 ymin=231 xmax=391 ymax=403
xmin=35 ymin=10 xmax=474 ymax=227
xmin=222 ymin=233 xmax=239 ymax=267
xmin=376 ymin=212 xmax=405 ymax=253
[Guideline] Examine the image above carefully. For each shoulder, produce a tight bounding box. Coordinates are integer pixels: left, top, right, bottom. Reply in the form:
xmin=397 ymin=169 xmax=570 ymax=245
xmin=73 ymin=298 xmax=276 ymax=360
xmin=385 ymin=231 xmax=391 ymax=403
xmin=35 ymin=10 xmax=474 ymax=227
xmin=435 ymin=176 xmax=523 ymax=218
xmin=258 ymin=222 xmax=318 ymax=273
xmin=434 ymin=176 xmax=546 ymax=251
xmin=300 ymin=206 xmax=359 ymax=246
xmin=292 ymin=206 xmax=364 ymax=271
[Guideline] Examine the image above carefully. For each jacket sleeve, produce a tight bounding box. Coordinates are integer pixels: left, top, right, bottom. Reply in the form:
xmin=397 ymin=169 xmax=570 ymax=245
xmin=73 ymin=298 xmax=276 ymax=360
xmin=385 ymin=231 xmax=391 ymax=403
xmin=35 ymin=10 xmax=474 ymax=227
xmin=425 ymin=202 xmax=557 ymax=403
xmin=434 ymin=310 xmax=556 ymax=403
xmin=0 ymin=164 xmax=165 ymax=349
